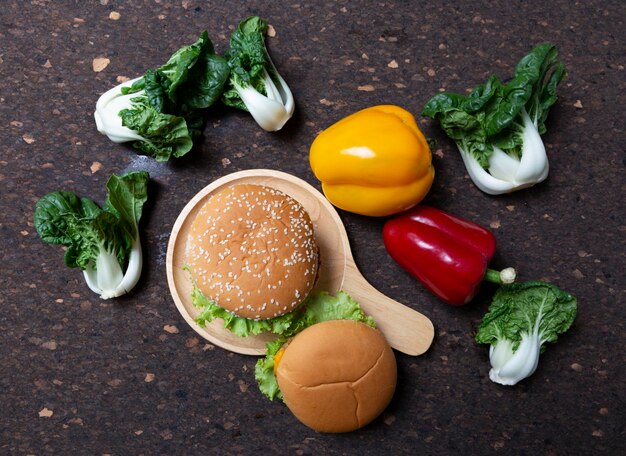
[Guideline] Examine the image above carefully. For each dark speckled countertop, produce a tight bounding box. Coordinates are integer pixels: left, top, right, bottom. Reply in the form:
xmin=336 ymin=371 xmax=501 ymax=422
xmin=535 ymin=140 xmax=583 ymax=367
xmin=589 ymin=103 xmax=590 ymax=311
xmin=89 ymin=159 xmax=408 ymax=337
xmin=1 ymin=1 xmax=624 ymax=455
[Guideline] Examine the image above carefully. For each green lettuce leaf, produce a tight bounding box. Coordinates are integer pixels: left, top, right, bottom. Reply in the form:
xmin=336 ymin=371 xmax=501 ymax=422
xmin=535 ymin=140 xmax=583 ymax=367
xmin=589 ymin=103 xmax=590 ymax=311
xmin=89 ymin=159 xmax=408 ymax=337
xmin=515 ymin=44 xmax=567 ymax=135
xmin=280 ymin=291 xmax=376 ymax=338
xmin=192 ymin=285 xmax=301 ymax=337
xmin=254 ymin=337 xmax=284 ymax=401
xmin=34 ymin=192 xmax=123 ymax=269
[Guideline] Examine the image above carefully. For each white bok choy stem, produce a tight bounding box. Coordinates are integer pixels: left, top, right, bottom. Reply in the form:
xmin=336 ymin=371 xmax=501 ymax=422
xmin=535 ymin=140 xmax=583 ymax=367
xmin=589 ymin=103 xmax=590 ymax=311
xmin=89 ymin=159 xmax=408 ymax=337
xmin=487 ymin=301 xmax=548 ymax=385
xmin=83 ymin=236 xmax=143 ymax=299
xmin=459 ymin=146 xmax=518 ymax=195
xmin=94 ymin=77 xmax=144 ymax=143
xmin=512 ymin=108 xmax=549 ymax=184
xmin=234 ymin=67 xmax=294 ymax=132
xmin=488 ymin=332 xmax=541 ymax=385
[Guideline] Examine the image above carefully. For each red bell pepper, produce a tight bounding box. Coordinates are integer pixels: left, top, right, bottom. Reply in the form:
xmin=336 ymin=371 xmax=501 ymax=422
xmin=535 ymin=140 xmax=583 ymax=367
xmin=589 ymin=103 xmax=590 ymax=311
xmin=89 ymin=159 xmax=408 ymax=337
xmin=383 ymin=206 xmax=515 ymax=305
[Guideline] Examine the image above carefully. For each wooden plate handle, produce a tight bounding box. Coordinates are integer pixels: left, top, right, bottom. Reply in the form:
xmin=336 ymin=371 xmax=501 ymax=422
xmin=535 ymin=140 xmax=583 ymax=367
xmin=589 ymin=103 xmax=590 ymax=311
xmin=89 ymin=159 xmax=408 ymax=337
xmin=342 ymin=259 xmax=434 ymax=356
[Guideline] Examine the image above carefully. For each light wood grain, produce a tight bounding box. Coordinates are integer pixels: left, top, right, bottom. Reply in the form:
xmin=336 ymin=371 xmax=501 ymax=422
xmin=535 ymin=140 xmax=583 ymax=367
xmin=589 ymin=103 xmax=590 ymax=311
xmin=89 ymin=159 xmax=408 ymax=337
xmin=166 ymin=169 xmax=434 ymax=356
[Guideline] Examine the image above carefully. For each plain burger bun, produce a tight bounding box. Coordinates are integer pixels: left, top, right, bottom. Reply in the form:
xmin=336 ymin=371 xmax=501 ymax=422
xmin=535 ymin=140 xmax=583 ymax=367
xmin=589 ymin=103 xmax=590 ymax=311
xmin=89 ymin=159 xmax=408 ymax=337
xmin=275 ymin=319 xmax=397 ymax=433
xmin=186 ymin=184 xmax=319 ymax=320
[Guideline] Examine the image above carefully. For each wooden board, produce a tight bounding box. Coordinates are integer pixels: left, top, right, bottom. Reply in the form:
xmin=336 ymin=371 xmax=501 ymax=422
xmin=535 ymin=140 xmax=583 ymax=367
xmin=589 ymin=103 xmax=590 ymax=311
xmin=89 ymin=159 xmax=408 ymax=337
xmin=166 ymin=169 xmax=434 ymax=356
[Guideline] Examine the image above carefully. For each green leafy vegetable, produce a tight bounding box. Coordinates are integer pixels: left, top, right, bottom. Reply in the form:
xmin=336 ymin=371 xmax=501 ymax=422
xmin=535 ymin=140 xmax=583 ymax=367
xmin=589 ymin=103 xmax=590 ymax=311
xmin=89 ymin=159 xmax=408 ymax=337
xmin=94 ymin=31 xmax=230 ymax=161
xmin=475 ymin=281 xmax=577 ymax=386
xmin=34 ymin=171 xmax=150 ymax=299
xmin=192 ymin=285 xmax=300 ymax=337
xmin=423 ymin=43 xmax=566 ymax=195
xmin=254 ymin=291 xmax=376 ymax=400
xmin=116 ymin=99 xmax=195 ymax=161
xmin=222 ymin=16 xmax=294 ymax=131
xmin=122 ymin=31 xmax=230 ymax=113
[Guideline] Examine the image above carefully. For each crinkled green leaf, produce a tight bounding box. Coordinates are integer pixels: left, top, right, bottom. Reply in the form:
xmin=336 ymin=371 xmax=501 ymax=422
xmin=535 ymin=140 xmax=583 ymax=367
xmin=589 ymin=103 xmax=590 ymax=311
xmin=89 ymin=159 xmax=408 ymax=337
xmin=63 ymin=211 xmax=123 ymax=269
xmin=33 ymin=192 xmax=116 ymax=270
xmin=183 ymin=110 xmax=205 ymax=139
xmin=119 ymin=98 xmax=193 ymax=161
xmin=422 ymin=92 xmax=466 ymax=118
xmin=254 ymin=337 xmax=285 ymax=400
xmin=141 ymin=69 xmax=169 ymax=113
xmin=33 ymin=192 xmax=102 ymax=245
xmin=464 ymin=75 xmax=500 ymax=113
xmin=437 ymin=110 xmax=493 ymax=167
xmin=481 ymin=77 xmax=531 ymax=137
xmin=157 ymin=31 xmax=211 ymax=100
xmin=192 ymin=286 xmax=301 ymax=337
xmin=281 ymin=291 xmax=376 ymax=338
xmin=156 ymin=30 xmax=230 ymax=111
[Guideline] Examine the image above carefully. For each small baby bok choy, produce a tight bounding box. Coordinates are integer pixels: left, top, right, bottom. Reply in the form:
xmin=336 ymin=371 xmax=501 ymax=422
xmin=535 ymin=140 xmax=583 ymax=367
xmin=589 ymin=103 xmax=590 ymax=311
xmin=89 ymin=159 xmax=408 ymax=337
xmin=423 ymin=43 xmax=567 ymax=194
xmin=94 ymin=31 xmax=229 ymax=161
xmin=222 ymin=16 xmax=294 ymax=131
xmin=475 ymin=281 xmax=577 ymax=386
xmin=94 ymin=77 xmax=195 ymax=161
xmin=34 ymin=171 xmax=150 ymax=299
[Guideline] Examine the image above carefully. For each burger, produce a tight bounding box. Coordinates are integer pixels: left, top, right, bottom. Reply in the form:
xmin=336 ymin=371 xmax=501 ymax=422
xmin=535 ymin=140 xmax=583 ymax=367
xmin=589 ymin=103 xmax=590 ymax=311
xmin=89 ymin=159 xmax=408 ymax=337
xmin=185 ymin=183 xmax=319 ymax=336
xmin=256 ymin=317 xmax=397 ymax=433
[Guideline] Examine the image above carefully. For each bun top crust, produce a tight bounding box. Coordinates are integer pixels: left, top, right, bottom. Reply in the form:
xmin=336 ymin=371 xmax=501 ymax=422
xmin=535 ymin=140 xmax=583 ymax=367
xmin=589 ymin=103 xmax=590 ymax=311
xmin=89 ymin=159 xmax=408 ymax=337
xmin=276 ymin=320 xmax=397 ymax=433
xmin=186 ymin=184 xmax=319 ymax=320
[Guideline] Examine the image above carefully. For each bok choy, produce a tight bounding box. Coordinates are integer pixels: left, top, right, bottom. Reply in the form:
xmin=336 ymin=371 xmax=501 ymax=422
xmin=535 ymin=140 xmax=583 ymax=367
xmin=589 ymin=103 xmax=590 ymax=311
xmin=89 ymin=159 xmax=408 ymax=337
xmin=475 ymin=281 xmax=577 ymax=385
xmin=423 ymin=43 xmax=566 ymax=195
xmin=94 ymin=31 xmax=230 ymax=161
xmin=222 ymin=16 xmax=294 ymax=131
xmin=34 ymin=171 xmax=150 ymax=299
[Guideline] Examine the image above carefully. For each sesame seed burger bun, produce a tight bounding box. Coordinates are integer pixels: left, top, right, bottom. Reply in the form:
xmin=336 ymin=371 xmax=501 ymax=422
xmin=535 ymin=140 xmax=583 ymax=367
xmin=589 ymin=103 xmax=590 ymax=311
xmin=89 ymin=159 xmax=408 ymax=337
xmin=186 ymin=184 xmax=319 ymax=321
xmin=275 ymin=319 xmax=397 ymax=433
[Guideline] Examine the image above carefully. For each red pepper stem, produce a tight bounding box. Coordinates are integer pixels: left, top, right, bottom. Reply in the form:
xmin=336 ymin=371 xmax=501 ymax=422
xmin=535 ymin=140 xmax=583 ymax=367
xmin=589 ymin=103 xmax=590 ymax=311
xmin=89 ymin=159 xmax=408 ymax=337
xmin=483 ymin=267 xmax=516 ymax=284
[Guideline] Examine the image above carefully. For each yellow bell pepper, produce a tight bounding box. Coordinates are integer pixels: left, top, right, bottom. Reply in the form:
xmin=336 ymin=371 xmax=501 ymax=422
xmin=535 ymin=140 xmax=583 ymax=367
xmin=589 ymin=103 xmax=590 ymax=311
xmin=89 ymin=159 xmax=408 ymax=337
xmin=309 ymin=105 xmax=435 ymax=217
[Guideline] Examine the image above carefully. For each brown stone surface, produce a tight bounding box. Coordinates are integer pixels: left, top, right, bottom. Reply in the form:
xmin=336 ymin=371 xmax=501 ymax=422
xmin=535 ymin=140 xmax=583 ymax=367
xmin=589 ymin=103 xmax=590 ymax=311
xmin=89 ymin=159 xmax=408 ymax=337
xmin=1 ymin=1 xmax=624 ymax=454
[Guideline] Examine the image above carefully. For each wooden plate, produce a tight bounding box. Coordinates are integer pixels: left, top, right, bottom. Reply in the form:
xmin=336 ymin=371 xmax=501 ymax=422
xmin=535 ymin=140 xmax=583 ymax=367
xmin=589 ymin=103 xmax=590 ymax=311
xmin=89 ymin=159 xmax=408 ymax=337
xmin=166 ymin=169 xmax=434 ymax=356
